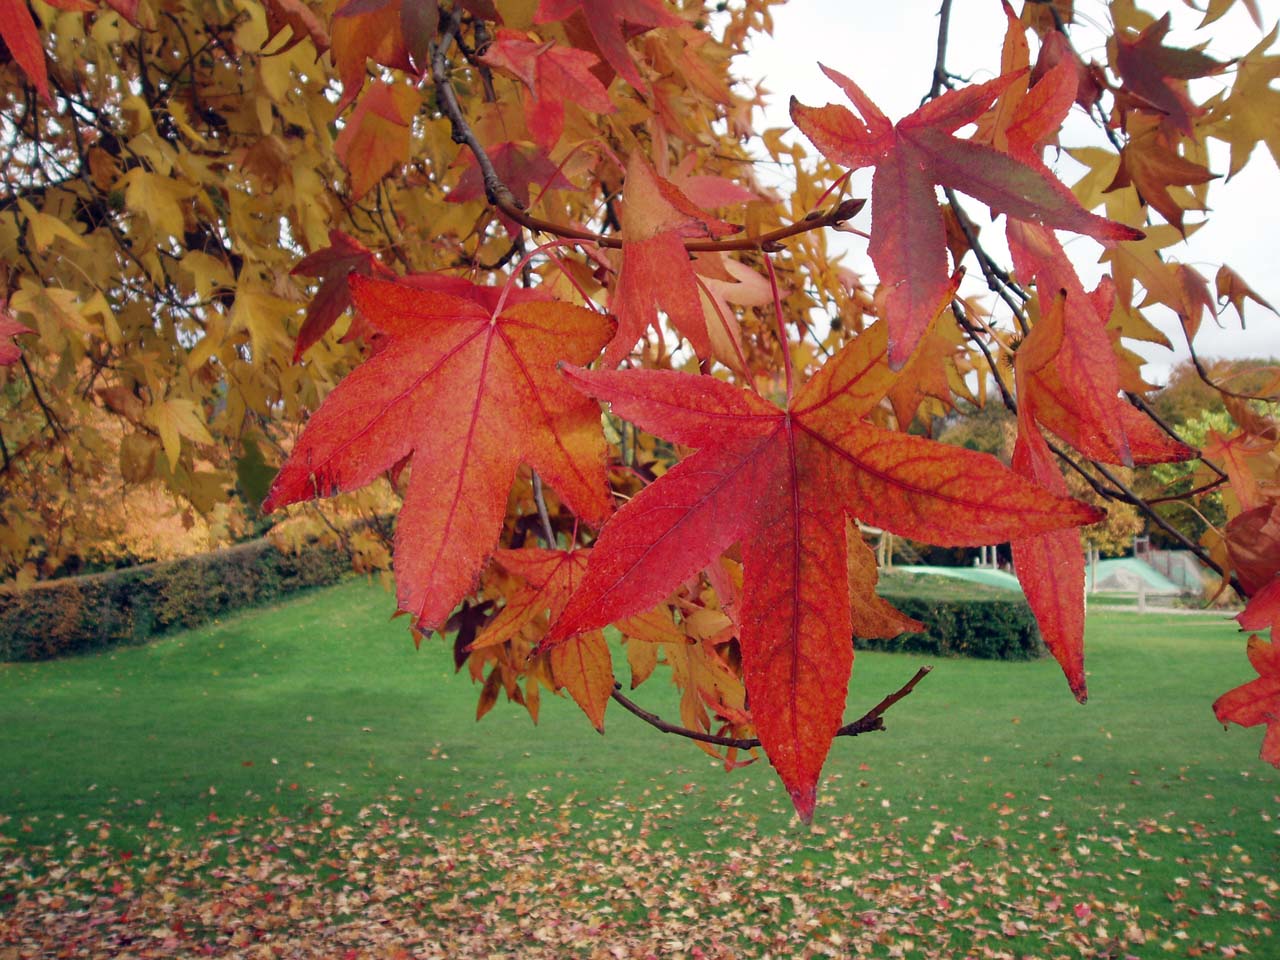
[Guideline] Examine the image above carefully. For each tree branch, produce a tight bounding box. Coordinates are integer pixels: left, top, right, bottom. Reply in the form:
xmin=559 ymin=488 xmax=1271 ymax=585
xmin=609 ymin=665 xmax=932 ymax=751
xmin=430 ymin=16 xmax=865 ymax=254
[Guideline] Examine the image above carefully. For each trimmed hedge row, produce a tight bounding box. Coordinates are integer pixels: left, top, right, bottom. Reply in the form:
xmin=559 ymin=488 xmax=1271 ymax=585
xmin=0 ymin=538 xmax=351 ymax=661
xmin=863 ymin=587 xmax=1044 ymax=661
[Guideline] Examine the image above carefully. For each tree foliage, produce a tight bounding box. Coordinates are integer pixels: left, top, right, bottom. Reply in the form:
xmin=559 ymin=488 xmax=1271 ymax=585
xmin=2 ymin=0 xmax=1279 ymax=817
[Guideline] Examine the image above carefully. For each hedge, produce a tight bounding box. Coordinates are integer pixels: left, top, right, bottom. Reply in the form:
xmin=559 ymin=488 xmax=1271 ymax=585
xmin=864 ymin=574 xmax=1044 ymax=661
xmin=0 ymin=538 xmax=351 ymax=661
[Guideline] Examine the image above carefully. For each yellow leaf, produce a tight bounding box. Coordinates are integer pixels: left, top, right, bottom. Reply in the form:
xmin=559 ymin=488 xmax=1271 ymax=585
xmin=146 ymin=397 xmax=214 ymax=471
xmin=17 ymin=199 xmax=87 ymax=253
xmin=180 ymin=251 xmax=235 ymax=301
xmin=229 ymin=284 xmax=297 ymax=360
xmin=119 ymin=168 xmax=194 ymax=239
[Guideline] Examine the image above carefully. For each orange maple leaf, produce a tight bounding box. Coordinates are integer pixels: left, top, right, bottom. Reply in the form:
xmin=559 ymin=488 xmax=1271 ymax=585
xmin=479 ymin=29 xmax=616 ymax=149
xmin=606 ymin=153 xmax=738 ymax=366
xmin=334 ymin=81 xmax=416 ymax=202
xmin=471 ymin=548 xmax=614 ymax=731
xmin=264 ymin=277 xmax=615 ymax=631
xmin=546 ymin=322 xmax=1101 ymax=820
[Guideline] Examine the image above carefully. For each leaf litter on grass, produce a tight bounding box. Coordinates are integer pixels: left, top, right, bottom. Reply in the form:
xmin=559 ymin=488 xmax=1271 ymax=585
xmin=1 ymin=777 xmax=1275 ymax=960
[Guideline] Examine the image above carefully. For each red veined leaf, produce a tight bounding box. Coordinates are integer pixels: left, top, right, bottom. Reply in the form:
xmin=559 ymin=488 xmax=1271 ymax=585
xmin=545 ymin=324 xmax=1102 ymax=820
xmin=791 ymin=66 xmax=1140 ymax=368
xmin=264 ymin=276 xmax=615 ymax=631
xmin=1213 ymin=634 xmax=1280 ymax=767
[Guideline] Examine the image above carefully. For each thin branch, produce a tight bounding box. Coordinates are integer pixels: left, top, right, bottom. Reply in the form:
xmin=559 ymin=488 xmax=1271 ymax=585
xmin=609 ymin=666 xmax=933 ymax=750
xmin=928 ymin=0 xmax=956 ymax=100
xmin=430 ymin=16 xmax=864 ymax=253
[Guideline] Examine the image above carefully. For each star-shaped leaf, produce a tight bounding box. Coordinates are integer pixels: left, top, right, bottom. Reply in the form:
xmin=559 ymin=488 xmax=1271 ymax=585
xmin=1112 ymin=13 xmax=1227 ymax=136
xmin=546 ymin=323 xmax=1102 ymax=820
xmin=1214 ymin=633 xmax=1280 ymax=767
xmin=791 ymin=66 xmax=1141 ymax=367
xmin=264 ymin=277 xmax=616 ymax=631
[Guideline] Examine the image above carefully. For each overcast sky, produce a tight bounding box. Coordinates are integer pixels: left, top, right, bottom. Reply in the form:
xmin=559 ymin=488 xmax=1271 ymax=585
xmin=737 ymin=0 xmax=1280 ymax=383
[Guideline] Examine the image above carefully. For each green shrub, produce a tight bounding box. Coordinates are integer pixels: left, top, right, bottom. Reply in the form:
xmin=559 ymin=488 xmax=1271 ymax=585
xmin=863 ymin=573 xmax=1044 ymax=661
xmin=0 ymin=538 xmax=351 ymax=661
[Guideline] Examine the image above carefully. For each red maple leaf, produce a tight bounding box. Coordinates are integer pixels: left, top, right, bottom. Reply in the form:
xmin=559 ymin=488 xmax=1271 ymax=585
xmin=291 ymin=230 xmax=395 ymax=362
xmin=264 ymin=277 xmax=615 ymax=630
xmin=1010 ymin=292 xmax=1088 ymax=702
xmin=1214 ymin=633 xmax=1280 ymax=767
xmin=1238 ymin=577 xmax=1280 ymax=634
xmin=479 ymin=29 xmax=616 ymax=149
xmin=0 ymin=0 xmax=51 ymax=102
xmin=790 ymin=67 xmax=1141 ymax=368
xmin=1112 ymin=13 xmax=1227 ymax=137
xmin=0 ymin=304 xmax=33 ymax=367
xmin=545 ymin=322 xmax=1102 ymax=820
xmin=606 ymin=153 xmax=738 ymax=366
xmin=534 ymin=0 xmax=683 ymax=93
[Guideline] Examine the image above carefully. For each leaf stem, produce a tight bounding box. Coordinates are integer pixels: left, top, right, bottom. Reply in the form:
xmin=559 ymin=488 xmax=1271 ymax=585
xmin=764 ymin=255 xmax=793 ymax=404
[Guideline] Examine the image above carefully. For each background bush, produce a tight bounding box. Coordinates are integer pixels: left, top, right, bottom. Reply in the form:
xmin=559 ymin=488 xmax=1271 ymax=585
xmin=866 ymin=572 xmax=1044 ymax=661
xmin=0 ymin=539 xmax=351 ymax=661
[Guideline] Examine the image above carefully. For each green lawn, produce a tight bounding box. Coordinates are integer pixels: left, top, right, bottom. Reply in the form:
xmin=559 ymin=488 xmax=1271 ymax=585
xmin=1 ymin=579 xmax=1275 ymax=959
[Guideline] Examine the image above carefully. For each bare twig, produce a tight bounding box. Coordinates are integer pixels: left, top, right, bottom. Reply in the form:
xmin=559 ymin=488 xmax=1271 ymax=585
xmin=609 ymin=665 xmax=933 ymax=750
xmin=928 ymin=0 xmax=956 ymax=100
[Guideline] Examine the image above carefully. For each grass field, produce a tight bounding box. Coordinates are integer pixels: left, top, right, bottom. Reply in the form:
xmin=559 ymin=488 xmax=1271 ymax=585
xmin=1 ymin=578 xmax=1275 ymax=958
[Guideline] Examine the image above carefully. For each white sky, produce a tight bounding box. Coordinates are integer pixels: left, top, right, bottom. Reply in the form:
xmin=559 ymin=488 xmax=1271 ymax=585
xmin=737 ymin=0 xmax=1280 ymax=383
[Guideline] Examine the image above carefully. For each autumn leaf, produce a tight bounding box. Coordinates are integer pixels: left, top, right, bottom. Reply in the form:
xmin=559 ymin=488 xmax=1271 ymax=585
xmin=290 ymin=230 xmax=395 ymax=362
xmin=1216 ymin=264 xmax=1276 ymax=322
xmin=262 ymin=0 xmax=330 ymax=54
xmin=546 ymin=323 xmax=1102 ymax=820
xmin=334 ymin=81 xmax=417 ymax=202
xmin=534 ymin=0 xmax=683 ymax=93
xmin=469 ymin=548 xmax=614 ymax=731
xmin=1106 ymin=116 xmax=1217 ymax=233
xmin=1238 ymin=577 xmax=1280 ymax=633
xmin=0 ymin=305 xmax=33 ymax=367
xmin=792 ymin=66 xmax=1140 ymax=368
xmin=1111 ymin=13 xmax=1227 ymax=136
xmin=0 ymin=0 xmax=50 ymax=103
xmin=264 ymin=276 xmax=615 ymax=631
xmin=1213 ymin=634 xmax=1280 ymax=767
xmin=478 ymin=29 xmax=616 ymax=149
xmin=1010 ymin=291 xmax=1088 ymax=702
xmin=329 ymin=0 xmax=412 ymax=110
xmin=606 ymin=153 xmax=738 ymax=367
xmin=1008 ymin=221 xmax=1193 ymax=467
